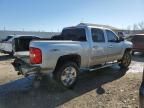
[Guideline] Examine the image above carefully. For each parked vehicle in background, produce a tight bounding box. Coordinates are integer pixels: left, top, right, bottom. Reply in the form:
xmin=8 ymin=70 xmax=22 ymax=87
xmin=130 ymin=34 xmax=144 ymax=55
xmin=118 ymin=32 xmax=125 ymax=38
xmin=0 ymin=35 xmax=40 ymax=55
xmin=12 ymin=23 xmax=133 ymax=88
xmin=0 ymin=35 xmax=14 ymax=55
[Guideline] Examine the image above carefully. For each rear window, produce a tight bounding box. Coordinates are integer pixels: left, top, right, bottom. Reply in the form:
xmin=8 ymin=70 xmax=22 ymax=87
xmin=61 ymin=28 xmax=86 ymax=41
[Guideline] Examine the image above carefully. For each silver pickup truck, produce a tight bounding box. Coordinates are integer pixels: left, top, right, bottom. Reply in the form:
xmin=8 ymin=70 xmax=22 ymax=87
xmin=12 ymin=23 xmax=132 ymax=88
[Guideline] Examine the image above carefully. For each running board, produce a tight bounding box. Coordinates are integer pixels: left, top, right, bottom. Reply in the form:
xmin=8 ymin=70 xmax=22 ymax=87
xmin=89 ymin=62 xmax=118 ymax=71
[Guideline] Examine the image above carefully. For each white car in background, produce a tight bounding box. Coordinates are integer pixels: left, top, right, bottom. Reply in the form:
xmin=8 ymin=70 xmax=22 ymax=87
xmin=0 ymin=35 xmax=40 ymax=55
xmin=0 ymin=35 xmax=14 ymax=55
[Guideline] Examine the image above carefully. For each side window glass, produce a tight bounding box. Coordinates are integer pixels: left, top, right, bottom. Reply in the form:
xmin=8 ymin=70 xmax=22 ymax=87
xmin=106 ymin=30 xmax=118 ymax=42
xmin=76 ymin=28 xmax=86 ymax=41
xmin=91 ymin=28 xmax=105 ymax=42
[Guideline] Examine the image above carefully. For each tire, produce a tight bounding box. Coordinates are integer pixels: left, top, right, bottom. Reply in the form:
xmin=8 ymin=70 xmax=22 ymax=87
xmin=54 ymin=62 xmax=79 ymax=89
xmin=119 ymin=51 xmax=131 ymax=69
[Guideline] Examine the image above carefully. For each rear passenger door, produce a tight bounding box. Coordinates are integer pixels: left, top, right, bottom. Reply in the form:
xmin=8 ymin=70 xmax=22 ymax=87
xmin=90 ymin=28 xmax=107 ymax=66
xmin=106 ymin=30 xmax=123 ymax=61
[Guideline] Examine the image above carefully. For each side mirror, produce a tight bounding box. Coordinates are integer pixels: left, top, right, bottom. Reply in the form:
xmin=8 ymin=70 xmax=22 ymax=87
xmin=118 ymin=37 xmax=124 ymax=42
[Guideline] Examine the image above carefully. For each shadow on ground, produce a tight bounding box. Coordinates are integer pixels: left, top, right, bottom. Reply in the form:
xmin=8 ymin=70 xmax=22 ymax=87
xmin=0 ymin=54 xmax=14 ymax=61
xmin=0 ymin=66 xmax=127 ymax=108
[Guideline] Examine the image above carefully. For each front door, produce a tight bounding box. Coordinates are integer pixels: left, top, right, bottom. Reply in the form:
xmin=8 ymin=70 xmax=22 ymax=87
xmin=106 ymin=30 xmax=123 ymax=61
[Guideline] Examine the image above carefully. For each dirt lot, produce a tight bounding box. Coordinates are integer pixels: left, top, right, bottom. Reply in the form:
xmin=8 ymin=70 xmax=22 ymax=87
xmin=0 ymin=53 xmax=144 ymax=108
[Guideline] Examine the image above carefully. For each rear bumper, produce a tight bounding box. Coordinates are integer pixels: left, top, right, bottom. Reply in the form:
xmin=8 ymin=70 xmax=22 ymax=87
xmin=12 ymin=58 xmax=41 ymax=76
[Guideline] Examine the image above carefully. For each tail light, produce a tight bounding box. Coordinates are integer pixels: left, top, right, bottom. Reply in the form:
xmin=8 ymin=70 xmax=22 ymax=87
xmin=30 ymin=47 xmax=42 ymax=64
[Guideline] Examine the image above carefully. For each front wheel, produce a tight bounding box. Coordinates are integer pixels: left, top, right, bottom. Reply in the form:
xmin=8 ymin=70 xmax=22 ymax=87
xmin=119 ymin=51 xmax=131 ymax=69
xmin=54 ymin=62 xmax=79 ymax=89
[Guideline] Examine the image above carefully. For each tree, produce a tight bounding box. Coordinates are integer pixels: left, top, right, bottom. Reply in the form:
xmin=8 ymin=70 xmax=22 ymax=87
xmin=128 ymin=21 xmax=144 ymax=31
xmin=127 ymin=25 xmax=131 ymax=34
xmin=138 ymin=21 xmax=144 ymax=30
xmin=133 ymin=24 xmax=139 ymax=31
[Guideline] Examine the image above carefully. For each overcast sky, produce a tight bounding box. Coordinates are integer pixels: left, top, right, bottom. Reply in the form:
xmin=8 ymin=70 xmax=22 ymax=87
xmin=0 ymin=0 xmax=143 ymax=31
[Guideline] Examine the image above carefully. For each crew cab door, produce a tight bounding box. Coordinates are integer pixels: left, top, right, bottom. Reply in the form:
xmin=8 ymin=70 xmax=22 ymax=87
xmin=106 ymin=30 xmax=123 ymax=61
xmin=90 ymin=28 xmax=107 ymax=66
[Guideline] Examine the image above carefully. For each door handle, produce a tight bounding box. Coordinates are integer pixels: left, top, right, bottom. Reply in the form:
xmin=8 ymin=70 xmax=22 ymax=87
xmin=109 ymin=45 xmax=113 ymax=48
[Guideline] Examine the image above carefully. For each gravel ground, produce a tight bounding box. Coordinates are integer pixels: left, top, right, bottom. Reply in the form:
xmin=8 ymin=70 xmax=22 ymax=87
xmin=0 ymin=53 xmax=143 ymax=108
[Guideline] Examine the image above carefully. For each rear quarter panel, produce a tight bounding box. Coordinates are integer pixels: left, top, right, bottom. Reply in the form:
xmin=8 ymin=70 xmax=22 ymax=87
xmin=30 ymin=41 xmax=90 ymax=70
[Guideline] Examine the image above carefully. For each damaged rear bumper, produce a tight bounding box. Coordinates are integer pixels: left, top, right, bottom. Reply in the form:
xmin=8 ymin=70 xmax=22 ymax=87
xmin=12 ymin=58 xmax=41 ymax=77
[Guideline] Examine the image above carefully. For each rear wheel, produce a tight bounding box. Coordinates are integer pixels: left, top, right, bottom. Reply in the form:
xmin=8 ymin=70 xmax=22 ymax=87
xmin=119 ymin=51 xmax=131 ymax=69
xmin=54 ymin=62 xmax=79 ymax=89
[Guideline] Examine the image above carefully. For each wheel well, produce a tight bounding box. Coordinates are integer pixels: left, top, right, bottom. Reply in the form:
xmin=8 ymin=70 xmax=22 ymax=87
xmin=55 ymin=54 xmax=81 ymax=70
xmin=125 ymin=48 xmax=132 ymax=52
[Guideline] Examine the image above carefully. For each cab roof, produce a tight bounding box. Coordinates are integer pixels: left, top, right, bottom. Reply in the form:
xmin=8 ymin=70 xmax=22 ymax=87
xmin=77 ymin=23 xmax=119 ymax=30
